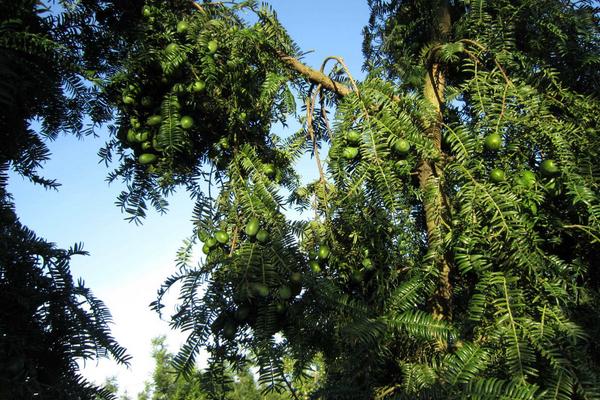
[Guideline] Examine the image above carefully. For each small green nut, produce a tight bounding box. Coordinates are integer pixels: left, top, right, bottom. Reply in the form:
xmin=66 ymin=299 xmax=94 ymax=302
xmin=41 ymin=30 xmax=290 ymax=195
xmin=245 ymin=217 xmax=260 ymax=237
xmin=393 ymin=139 xmax=411 ymax=156
xmin=342 ymin=147 xmax=359 ymax=160
xmin=256 ymin=229 xmax=270 ymax=243
xmin=346 ymin=130 xmax=361 ymax=144
xmin=318 ymin=245 xmax=330 ymax=260
xmin=309 ymin=260 xmax=321 ymax=273
xmin=138 ymin=153 xmax=157 ymax=165
xmin=176 ymin=21 xmax=189 ymax=34
xmin=484 ymin=134 xmax=502 ymax=151
xmin=490 ymin=168 xmax=506 ymax=183
xmin=180 ymin=116 xmax=194 ymax=129
xmin=215 ymin=230 xmax=229 ymax=244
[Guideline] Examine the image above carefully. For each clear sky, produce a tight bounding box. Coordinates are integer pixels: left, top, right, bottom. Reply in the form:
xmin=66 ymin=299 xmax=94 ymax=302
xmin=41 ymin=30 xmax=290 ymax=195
xmin=7 ymin=1 xmax=369 ymax=396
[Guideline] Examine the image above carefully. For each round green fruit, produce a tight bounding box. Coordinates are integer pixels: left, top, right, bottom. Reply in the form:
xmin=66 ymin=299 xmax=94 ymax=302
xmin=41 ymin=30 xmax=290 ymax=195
xmin=518 ymin=170 xmax=536 ymax=188
xmin=490 ymin=168 xmax=505 ymax=183
xmin=277 ymin=285 xmax=292 ymax=300
xmin=253 ymin=283 xmax=269 ymax=297
xmin=122 ymin=95 xmax=135 ymax=105
xmin=147 ymin=115 xmax=162 ymax=126
xmin=245 ymin=217 xmax=260 ymax=237
xmin=206 ymin=237 xmax=218 ymax=249
xmin=342 ymin=147 xmax=359 ymax=160
xmin=176 ymin=21 xmax=189 ymax=34
xmin=192 ymin=80 xmax=206 ymax=93
xmin=207 ymin=40 xmax=219 ymax=53
xmin=309 ymin=260 xmax=321 ymax=273
xmin=394 ymin=139 xmax=411 ymax=156
xmin=165 ymin=43 xmax=179 ymax=53
xmin=139 ymin=153 xmax=157 ymax=165
xmin=142 ymin=6 xmax=152 ymax=17
xmin=346 ymin=130 xmax=361 ymax=144
xmin=130 ymin=117 xmax=141 ymax=129
xmin=256 ymin=229 xmax=270 ymax=243
xmin=484 ymin=134 xmax=502 ymax=151
xmin=318 ymin=245 xmax=330 ymax=260
xmin=540 ymin=159 xmax=559 ymax=177
xmin=180 ymin=116 xmax=194 ymax=129
xmin=215 ymin=230 xmax=229 ymax=244
xmin=202 ymin=243 xmax=211 ymax=255
xmin=126 ymin=129 xmax=137 ymax=143
xmin=290 ymin=272 xmax=302 ymax=284
xmin=263 ymin=163 xmax=275 ymax=177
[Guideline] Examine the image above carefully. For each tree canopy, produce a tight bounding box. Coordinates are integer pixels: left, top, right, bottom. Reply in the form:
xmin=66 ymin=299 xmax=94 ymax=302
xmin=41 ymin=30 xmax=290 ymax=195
xmin=1 ymin=0 xmax=599 ymax=399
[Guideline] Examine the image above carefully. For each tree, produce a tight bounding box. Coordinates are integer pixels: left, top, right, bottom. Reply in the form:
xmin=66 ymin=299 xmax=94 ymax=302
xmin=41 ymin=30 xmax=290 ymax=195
xmin=94 ymin=0 xmax=599 ymax=398
xmin=5 ymin=0 xmax=599 ymax=398
xmin=0 ymin=1 xmax=131 ymax=398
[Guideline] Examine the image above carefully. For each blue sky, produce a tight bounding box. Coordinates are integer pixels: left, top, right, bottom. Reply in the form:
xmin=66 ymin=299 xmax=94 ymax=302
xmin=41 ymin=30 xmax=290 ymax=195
xmin=8 ymin=1 xmax=368 ymax=396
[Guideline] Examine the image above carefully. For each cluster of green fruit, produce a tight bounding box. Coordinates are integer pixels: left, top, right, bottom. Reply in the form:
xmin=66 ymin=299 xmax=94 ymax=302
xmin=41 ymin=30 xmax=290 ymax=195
xmin=117 ymin=7 xmax=223 ymax=168
xmin=201 ymin=229 xmax=230 ymax=254
xmin=211 ymin=272 xmax=303 ymax=341
xmin=308 ymin=245 xmax=330 ymax=273
xmin=244 ymin=217 xmax=270 ymax=243
xmin=483 ymin=133 xmax=559 ymax=184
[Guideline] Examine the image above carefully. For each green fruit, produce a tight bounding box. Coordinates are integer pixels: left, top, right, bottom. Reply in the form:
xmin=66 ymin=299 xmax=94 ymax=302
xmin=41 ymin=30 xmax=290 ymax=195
xmin=484 ymin=134 xmax=502 ymax=151
xmin=346 ymin=130 xmax=361 ymax=144
xmin=139 ymin=153 xmax=157 ymax=165
xmin=362 ymin=258 xmax=373 ymax=269
xmin=540 ymin=159 xmax=559 ymax=177
xmin=142 ymin=6 xmax=152 ymax=17
xmin=342 ymin=147 xmax=359 ymax=159
xmin=192 ymin=80 xmax=206 ymax=93
xmin=490 ymin=168 xmax=506 ymax=183
xmin=263 ymin=163 xmax=275 ymax=177
xmin=518 ymin=170 xmax=536 ymax=188
xmin=207 ymin=40 xmax=219 ymax=53
xmin=215 ymin=230 xmax=229 ymax=244
xmin=176 ymin=21 xmax=189 ymax=34
xmin=394 ymin=139 xmax=411 ymax=156
xmin=240 ymin=112 xmax=247 ymax=120
xmin=245 ymin=217 xmax=260 ymax=237
xmin=277 ymin=285 xmax=292 ymax=300
xmin=290 ymin=272 xmax=302 ymax=284
xmin=206 ymin=237 xmax=218 ymax=249
xmin=318 ymin=245 xmax=330 ymax=260
xmin=202 ymin=243 xmax=211 ymax=255
xmin=126 ymin=129 xmax=137 ymax=143
xmin=309 ymin=260 xmax=321 ymax=273
xmin=165 ymin=43 xmax=179 ymax=53
xmin=141 ymin=141 xmax=153 ymax=151
xmin=253 ymin=283 xmax=269 ymax=297
xmin=256 ymin=229 xmax=270 ymax=243
xmin=180 ymin=116 xmax=194 ymax=129
xmin=141 ymin=96 xmax=153 ymax=107
xmin=130 ymin=117 xmax=141 ymax=129
xmin=122 ymin=95 xmax=135 ymax=105
xmin=135 ymin=131 xmax=149 ymax=143
xmin=147 ymin=115 xmax=162 ymax=126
